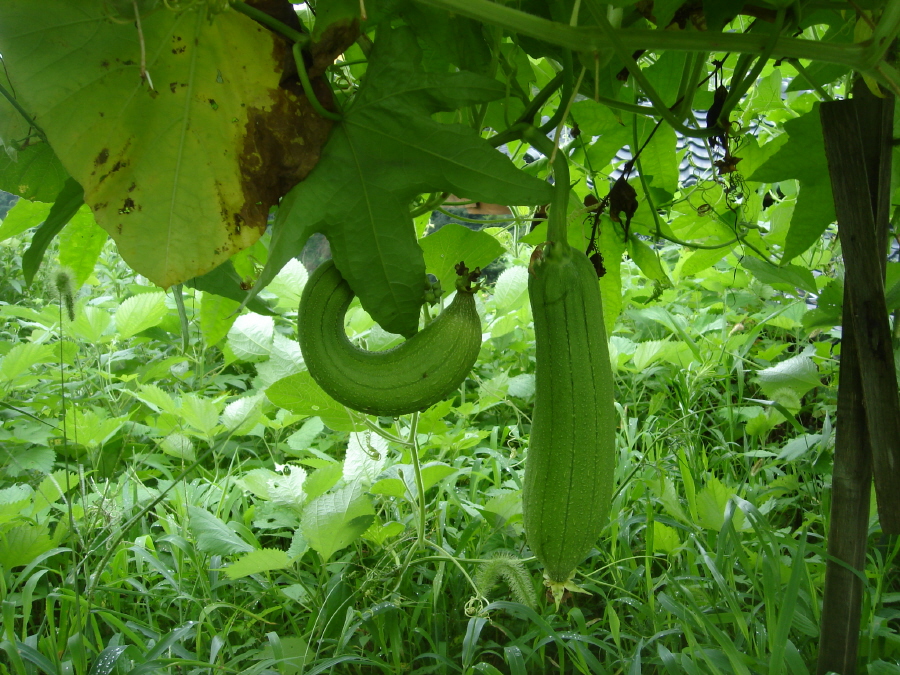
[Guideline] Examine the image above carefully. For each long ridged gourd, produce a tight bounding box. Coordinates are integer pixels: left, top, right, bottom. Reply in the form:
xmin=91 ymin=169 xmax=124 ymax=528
xmin=298 ymin=260 xmax=482 ymax=417
xmin=521 ymin=126 xmax=616 ymax=586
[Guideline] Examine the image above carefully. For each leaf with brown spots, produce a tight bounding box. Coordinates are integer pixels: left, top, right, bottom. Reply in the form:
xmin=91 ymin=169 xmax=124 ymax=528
xmin=0 ymin=1 xmax=347 ymax=287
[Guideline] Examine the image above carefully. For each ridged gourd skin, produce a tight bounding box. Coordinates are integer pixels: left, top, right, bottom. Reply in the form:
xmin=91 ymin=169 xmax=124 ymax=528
xmin=523 ymin=241 xmax=616 ymax=583
xmin=298 ymin=260 xmax=482 ymax=417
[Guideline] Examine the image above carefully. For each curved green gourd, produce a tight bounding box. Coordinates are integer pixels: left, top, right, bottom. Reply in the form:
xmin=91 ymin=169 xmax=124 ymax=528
xmin=298 ymin=260 xmax=482 ymax=417
xmin=521 ymin=126 xmax=616 ymax=588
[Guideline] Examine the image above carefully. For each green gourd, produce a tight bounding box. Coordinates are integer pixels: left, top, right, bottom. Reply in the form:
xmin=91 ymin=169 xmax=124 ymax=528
xmin=521 ymin=127 xmax=616 ymax=590
xmin=298 ymin=260 xmax=482 ymax=416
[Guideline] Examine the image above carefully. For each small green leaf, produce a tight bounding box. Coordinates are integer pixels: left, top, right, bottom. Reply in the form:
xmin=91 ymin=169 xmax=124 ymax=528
xmin=757 ymin=355 xmax=821 ymax=399
xmin=188 ymin=506 xmax=254 ymax=556
xmin=628 ymin=236 xmax=671 ymax=286
xmin=361 ymin=519 xmax=405 ymax=546
xmin=58 ymin=204 xmax=107 ymax=286
xmin=0 ymin=199 xmax=52 ymax=242
xmin=420 ymin=223 xmax=504 ymax=295
xmin=224 ymin=548 xmax=291 ymax=579
xmin=114 ymin=292 xmax=167 ymax=339
xmin=652 ymin=522 xmax=681 ymax=554
xmin=741 ymin=256 xmax=816 ymax=294
xmin=266 ymin=372 xmax=364 ymax=432
xmin=0 ymin=524 xmax=54 ymax=568
xmin=369 ymin=478 xmax=407 ymax=499
xmin=301 ymin=483 xmax=375 ymax=561
xmin=70 ymin=305 xmax=112 ymax=343
xmin=22 ymin=176 xmax=84 ymax=285
xmin=0 ymin=342 xmax=53 ymax=382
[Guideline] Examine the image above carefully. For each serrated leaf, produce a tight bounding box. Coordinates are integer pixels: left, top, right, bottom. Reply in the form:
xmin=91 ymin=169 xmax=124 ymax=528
xmin=369 ymin=477 xmax=406 ymax=499
xmin=63 ymin=407 xmax=127 ymax=449
xmin=188 ymin=506 xmax=254 ymax=556
xmin=420 ymin=223 xmax=505 ymax=295
xmin=0 ymin=523 xmax=54 ymax=568
xmin=507 ymin=373 xmax=535 ymax=399
xmin=227 ymin=313 xmax=275 ymax=362
xmin=178 ymin=392 xmax=222 ymax=436
xmin=491 ymin=266 xmax=530 ymax=314
xmin=70 ymin=305 xmax=112 ymax=343
xmin=199 ymin=292 xmax=241 ymax=348
xmin=268 ymin=466 xmax=307 ymax=507
xmin=361 ymin=519 xmax=405 ymax=546
xmin=239 ymin=468 xmax=280 ymax=500
xmin=255 ymin=25 xmax=551 ymax=336
xmin=160 ymin=433 xmax=195 ymax=461
xmin=696 ymin=477 xmax=734 ymax=531
xmin=224 ymin=548 xmax=291 ymax=579
xmin=115 ymin=292 xmax=167 ymax=339
xmin=4 ymin=447 xmax=55 ymax=476
xmin=343 ymin=432 xmax=388 ymax=486
xmin=653 ymin=522 xmax=681 ymax=554
xmin=302 ymin=464 xmax=343 ymax=504
xmin=0 ymin=342 xmax=53 ymax=383
xmin=301 ymin=483 xmax=375 ymax=561
xmin=285 ymin=417 xmax=325 ymax=456
xmin=221 ymin=394 xmax=265 ymax=433
xmin=266 ymin=258 xmax=309 ymax=311
xmin=135 ymin=383 xmax=178 ymax=415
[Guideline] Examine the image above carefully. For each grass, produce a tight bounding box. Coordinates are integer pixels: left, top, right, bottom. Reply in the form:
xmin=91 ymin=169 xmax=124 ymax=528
xmin=0 ymin=230 xmax=898 ymax=675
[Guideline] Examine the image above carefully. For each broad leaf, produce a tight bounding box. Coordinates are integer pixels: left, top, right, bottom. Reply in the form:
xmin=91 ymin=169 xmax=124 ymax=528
xmin=0 ymin=1 xmax=339 ymax=288
xmin=749 ymin=106 xmax=834 ymax=261
xmin=266 ymin=372 xmax=364 ymax=432
xmin=257 ymin=26 xmax=552 ymax=336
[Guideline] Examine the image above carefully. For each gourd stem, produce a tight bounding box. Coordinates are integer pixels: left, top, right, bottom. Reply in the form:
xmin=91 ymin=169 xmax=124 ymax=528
xmin=523 ymin=126 xmax=570 ymax=244
xmin=407 ymin=413 xmax=427 ymax=548
xmin=230 ymin=0 xmax=308 ymax=44
xmin=292 ymin=43 xmax=343 ymax=121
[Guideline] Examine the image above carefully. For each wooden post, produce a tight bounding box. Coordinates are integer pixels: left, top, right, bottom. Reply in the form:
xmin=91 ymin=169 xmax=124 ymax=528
xmin=817 ymin=88 xmax=897 ymax=673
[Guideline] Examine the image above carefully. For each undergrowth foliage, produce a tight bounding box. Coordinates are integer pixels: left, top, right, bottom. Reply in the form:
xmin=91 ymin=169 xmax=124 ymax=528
xmin=0 ymin=221 xmax=897 ymax=673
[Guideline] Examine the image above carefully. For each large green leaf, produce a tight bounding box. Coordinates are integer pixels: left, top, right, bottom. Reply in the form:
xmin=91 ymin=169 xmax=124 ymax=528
xmin=258 ymin=26 xmax=552 ymax=336
xmin=0 ymin=1 xmax=336 ymax=288
xmin=749 ymin=106 xmax=834 ymax=262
